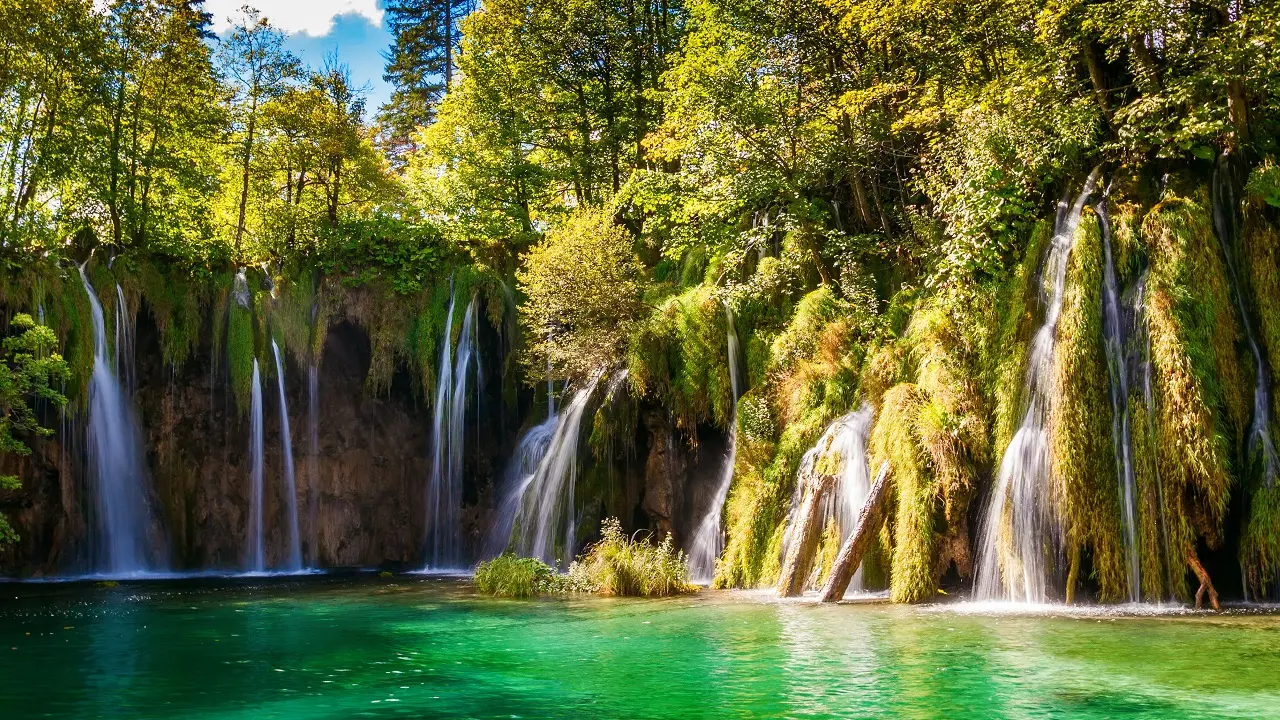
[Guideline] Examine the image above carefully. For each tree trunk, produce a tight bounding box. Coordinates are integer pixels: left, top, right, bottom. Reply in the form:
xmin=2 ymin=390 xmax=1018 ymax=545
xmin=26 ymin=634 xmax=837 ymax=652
xmin=819 ymin=462 xmax=891 ymax=602
xmin=1187 ymin=550 xmax=1220 ymax=610
xmin=777 ymin=471 xmax=835 ymax=598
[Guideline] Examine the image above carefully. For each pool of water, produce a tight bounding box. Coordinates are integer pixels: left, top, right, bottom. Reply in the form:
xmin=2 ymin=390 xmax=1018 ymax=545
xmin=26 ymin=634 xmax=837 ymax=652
xmin=2 ymin=576 xmax=1279 ymax=719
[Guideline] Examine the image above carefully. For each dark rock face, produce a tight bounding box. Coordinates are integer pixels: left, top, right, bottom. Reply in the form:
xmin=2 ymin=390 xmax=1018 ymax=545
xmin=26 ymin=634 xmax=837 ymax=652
xmin=0 ymin=302 xmax=724 ymax=577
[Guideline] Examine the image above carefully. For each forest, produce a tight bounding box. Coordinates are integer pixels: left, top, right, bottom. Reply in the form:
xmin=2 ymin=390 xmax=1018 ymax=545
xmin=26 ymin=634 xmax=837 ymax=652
xmin=1 ymin=0 xmax=1280 ymax=608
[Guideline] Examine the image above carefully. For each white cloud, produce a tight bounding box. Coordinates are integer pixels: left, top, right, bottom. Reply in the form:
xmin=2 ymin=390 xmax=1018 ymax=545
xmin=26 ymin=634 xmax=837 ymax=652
xmin=206 ymin=0 xmax=383 ymax=37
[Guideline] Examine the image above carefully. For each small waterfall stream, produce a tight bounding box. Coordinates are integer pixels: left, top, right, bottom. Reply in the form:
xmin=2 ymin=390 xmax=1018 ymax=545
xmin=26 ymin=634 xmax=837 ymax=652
xmin=1098 ymin=197 xmax=1141 ymax=602
xmin=78 ymin=263 xmax=155 ymax=576
xmin=271 ymin=341 xmax=303 ymax=571
xmin=777 ymin=404 xmax=876 ymax=592
xmin=688 ymin=301 xmax=745 ymax=583
xmin=247 ymin=359 xmax=265 ymax=573
xmin=974 ymin=170 xmax=1100 ymax=603
xmin=425 ymin=289 xmax=480 ymax=568
xmin=492 ymin=375 xmax=602 ymax=566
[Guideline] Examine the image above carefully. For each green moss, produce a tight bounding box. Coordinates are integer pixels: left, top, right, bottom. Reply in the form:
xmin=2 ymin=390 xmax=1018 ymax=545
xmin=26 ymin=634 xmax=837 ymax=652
xmin=1144 ymin=196 xmax=1244 ymax=596
xmin=989 ymin=220 xmax=1052 ymax=455
xmin=872 ymin=383 xmax=935 ymax=603
xmin=226 ymin=298 xmax=256 ymax=413
xmin=1049 ymin=212 xmax=1127 ymax=602
xmin=627 ymin=286 xmax=735 ymax=434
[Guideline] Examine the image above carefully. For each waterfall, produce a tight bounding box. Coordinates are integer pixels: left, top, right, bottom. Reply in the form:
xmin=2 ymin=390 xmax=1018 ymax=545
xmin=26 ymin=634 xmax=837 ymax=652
xmin=974 ymin=170 xmax=1100 ymax=603
xmin=247 ymin=359 xmax=265 ymax=573
xmin=777 ymin=404 xmax=876 ymax=592
xmin=687 ymin=301 xmax=746 ymax=583
xmin=271 ymin=341 xmax=302 ymax=571
xmin=307 ymin=363 xmax=319 ymax=567
xmin=493 ymin=375 xmax=602 ymax=566
xmin=1098 ymin=198 xmax=1141 ymax=602
xmin=425 ymin=289 xmax=479 ymax=568
xmin=77 ymin=263 xmax=155 ymax=576
xmin=1212 ymin=156 xmax=1278 ymax=485
xmin=486 ymin=415 xmax=558 ymax=559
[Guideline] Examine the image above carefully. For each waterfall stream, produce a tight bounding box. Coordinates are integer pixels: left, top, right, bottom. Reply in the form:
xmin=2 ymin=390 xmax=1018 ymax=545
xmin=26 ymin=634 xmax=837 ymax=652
xmin=688 ymin=302 xmax=745 ymax=583
xmin=78 ymin=263 xmax=156 ymax=576
xmin=247 ymin=359 xmax=265 ymax=573
xmin=1098 ymin=197 xmax=1141 ymax=602
xmin=777 ymin=404 xmax=876 ymax=593
xmin=491 ymin=375 xmax=603 ymax=566
xmin=425 ymin=288 xmax=480 ymax=568
xmin=974 ymin=170 xmax=1100 ymax=603
xmin=271 ymin=341 xmax=303 ymax=571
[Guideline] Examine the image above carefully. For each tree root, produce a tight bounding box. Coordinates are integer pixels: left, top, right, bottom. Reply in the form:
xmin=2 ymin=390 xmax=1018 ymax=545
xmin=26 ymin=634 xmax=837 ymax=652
xmin=1186 ymin=551 xmax=1220 ymax=611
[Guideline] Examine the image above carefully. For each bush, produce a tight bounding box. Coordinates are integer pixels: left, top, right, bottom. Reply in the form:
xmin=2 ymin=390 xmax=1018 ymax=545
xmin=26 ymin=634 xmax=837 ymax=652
xmin=570 ymin=518 xmax=694 ymax=597
xmin=473 ymin=554 xmax=562 ymax=598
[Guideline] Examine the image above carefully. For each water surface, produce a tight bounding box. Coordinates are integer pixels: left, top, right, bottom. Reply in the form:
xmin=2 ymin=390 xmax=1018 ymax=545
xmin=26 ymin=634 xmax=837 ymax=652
xmin=2 ymin=577 xmax=1278 ymax=719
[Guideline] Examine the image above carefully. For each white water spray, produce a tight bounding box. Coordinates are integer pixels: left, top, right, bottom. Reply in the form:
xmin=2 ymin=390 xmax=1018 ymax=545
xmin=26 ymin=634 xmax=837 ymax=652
xmin=247 ymin=360 xmax=265 ymax=572
xmin=975 ymin=170 xmax=1100 ymax=603
xmin=78 ymin=263 xmax=155 ymax=575
xmin=271 ymin=340 xmax=302 ymax=571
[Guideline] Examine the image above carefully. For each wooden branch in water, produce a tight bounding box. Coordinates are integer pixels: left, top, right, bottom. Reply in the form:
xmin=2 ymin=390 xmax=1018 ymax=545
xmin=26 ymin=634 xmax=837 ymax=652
xmin=777 ymin=472 xmax=836 ymax=598
xmin=819 ymin=462 xmax=892 ymax=603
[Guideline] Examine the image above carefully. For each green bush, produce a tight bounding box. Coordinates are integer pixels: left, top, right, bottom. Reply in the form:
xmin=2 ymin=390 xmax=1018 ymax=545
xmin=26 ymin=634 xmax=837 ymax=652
xmin=570 ymin=518 xmax=694 ymax=597
xmin=473 ymin=554 xmax=562 ymax=598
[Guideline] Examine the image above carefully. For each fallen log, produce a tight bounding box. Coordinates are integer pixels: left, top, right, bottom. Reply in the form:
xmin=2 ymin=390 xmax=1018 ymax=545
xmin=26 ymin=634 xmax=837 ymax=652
xmin=777 ymin=472 xmax=836 ymax=597
xmin=819 ymin=462 xmax=891 ymax=603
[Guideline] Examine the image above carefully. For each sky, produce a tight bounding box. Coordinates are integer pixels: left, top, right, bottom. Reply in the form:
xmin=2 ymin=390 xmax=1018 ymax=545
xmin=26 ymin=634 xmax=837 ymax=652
xmin=205 ymin=0 xmax=396 ymax=113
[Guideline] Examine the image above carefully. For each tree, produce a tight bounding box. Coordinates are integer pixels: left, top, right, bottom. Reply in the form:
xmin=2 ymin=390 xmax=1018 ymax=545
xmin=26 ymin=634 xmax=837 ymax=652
xmin=518 ymin=205 xmax=646 ymax=378
xmin=380 ymin=0 xmax=474 ymax=157
xmin=0 ymin=315 xmax=68 ymax=546
xmin=218 ymin=6 xmax=298 ymax=256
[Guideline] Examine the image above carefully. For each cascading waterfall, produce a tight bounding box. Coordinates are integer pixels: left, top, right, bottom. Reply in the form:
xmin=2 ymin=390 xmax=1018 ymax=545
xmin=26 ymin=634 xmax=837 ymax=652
xmin=307 ymin=363 xmax=319 ymax=567
xmin=1212 ymin=156 xmax=1278 ymax=485
xmin=974 ymin=170 xmax=1100 ymax=603
xmin=777 ymin=404 xmax=876 ymax=591
xmin=247 ymin=360 xmax=265 ymax=573
xmin=78 ymin=263 xmax=156 ymax=576
xmin=687 ymin=301 xmax=745 ymax=583
xmin=114 ymin=284 xmax=133 ymax=392
xmin=1098 ymin=197 xmax=1141 ymax=602
xmin=486 ymin=415 xmax=558 ymax=559
xmin=425 ymin=288 xmax=480 ymax=568
xmin=502 ymin=374 xmax=602 ymax=566
xmin=271 ymin=341 xmax=303 ymax=571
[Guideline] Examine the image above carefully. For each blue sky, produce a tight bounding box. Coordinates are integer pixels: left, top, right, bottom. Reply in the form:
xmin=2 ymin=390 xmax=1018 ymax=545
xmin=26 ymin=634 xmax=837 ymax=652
xmin=207 ymin=0 xmax=396 ymax=114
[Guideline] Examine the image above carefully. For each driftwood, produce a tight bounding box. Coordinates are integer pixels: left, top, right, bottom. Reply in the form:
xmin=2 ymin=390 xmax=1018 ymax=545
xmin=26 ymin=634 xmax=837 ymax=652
xmin=819 ymin=462 xmax=891 ymax=602
xmin=777 ymin=472 xmax=836 ymax=597
xmin=1187 ymin=550 xmax=1220 ymax=611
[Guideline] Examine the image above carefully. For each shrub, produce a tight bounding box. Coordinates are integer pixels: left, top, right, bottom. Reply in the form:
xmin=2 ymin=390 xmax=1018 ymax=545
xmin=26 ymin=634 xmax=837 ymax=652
xmin=473 ymin=554 xmax=562 ymax=598
xmin=570 ymin=518 xmax=694 ymax=597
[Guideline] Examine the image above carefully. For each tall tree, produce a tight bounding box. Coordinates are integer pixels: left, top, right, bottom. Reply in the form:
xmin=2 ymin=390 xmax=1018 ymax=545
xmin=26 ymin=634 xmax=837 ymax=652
xmin=380 ymin=0 xmax=474 ymax=157
xmin=218 ymin=7 xmax=297 ymax=256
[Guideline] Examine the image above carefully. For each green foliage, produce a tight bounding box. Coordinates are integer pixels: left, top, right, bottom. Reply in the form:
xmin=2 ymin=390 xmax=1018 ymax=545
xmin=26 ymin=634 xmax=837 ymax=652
xmin=320 ymin=215 xmax=449 ymax=295
xmin=628 ymin=286 xmax=735 ymax=433
xmin=520 ymin=206 xmax=646 ymax=379
xmin=569 ymin=518 xmax=694 ymax=597
xmin=474 ymin=554 xmax=563 ymax=598
xmin=0 ymin=314 xmax=70 ymax=545
xmin=1144 ymin=197 xmax=1244 ymax=592
xmin=1246 ymin=164 xmax=1280 ymax=209
xmin=871 ymin=384 xmax=935 ymax=603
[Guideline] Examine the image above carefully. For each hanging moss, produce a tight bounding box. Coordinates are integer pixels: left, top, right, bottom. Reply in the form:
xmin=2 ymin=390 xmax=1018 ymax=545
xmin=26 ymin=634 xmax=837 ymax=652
xmin=1240 ymin=207 xmax=1280 ymax=592
xmin=130 ymin=259 xmax=204 ymax=368
xmin=1049 ymin=212 xmax=1127 ymax=602
xmin=627 ymin=286 xmax=735 ymax=434
xmin=226 ymin=297 xmax=256 ymax=412
xmin=871 ymin=383 xmax=935 ymax=603
xmin=1130 ymin=398 xmax=1174 ymax=602
xmin=989 ymin=220 xmax=1052 ymax=454
xmin=1144 ymin=196 xmax=1245 ymax=598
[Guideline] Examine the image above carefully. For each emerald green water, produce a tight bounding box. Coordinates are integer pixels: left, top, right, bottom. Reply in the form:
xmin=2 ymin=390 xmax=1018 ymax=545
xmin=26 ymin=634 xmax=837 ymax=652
xmin=2 ymin=577 xmax=1279 ymax=719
